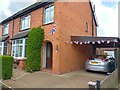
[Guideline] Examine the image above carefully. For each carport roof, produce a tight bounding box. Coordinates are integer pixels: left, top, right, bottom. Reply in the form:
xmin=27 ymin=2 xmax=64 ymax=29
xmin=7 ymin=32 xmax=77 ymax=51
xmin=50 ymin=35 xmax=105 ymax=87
xmin=71 ymin=36 xmax=120 ymax=48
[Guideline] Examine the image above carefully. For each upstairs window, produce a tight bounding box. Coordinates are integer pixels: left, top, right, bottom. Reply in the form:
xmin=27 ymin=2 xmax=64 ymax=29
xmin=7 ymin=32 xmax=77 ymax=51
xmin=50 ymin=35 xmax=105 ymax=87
xmin=3 ymin=24 xmax=9 ymax=35
xmin=44 ymin=4 xmax=54 ymax=24
xmin=20 ymin=15 xmax=30 ymax=30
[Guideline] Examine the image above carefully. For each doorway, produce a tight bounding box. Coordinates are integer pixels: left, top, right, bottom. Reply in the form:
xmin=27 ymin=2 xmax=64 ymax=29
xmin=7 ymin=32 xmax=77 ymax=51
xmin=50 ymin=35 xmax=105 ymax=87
xmin=43 ymin=42 xmax=53 ymax=69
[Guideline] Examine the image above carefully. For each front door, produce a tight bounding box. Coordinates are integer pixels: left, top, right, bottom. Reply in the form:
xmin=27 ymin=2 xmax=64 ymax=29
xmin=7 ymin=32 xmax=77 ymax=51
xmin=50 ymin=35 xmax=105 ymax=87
xmin=46 ymin=42 xmax=52 ymax=69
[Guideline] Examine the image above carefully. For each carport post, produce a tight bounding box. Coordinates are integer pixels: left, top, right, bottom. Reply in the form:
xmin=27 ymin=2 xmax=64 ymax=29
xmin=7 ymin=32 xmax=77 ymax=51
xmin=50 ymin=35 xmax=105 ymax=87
xmin=90 ymin=44 xmax=96 ymax=56
xmin=96 ymin=80 xmax=100 ymax=90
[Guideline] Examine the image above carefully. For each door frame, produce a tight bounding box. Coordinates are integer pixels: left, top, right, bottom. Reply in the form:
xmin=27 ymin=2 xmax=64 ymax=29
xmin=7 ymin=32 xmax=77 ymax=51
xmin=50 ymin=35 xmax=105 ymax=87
xmin=42 ymin=41 xmax=53 ymax=69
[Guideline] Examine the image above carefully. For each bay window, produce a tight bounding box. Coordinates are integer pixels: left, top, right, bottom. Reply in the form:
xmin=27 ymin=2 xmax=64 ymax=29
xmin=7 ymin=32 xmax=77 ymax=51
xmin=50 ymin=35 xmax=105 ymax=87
xmin=0 ymin=42 xmax=3 ymax=55
xmin=12 ymin=38 xmax=27 ymax=58
xmin=0 ymin=42 xmax=8 ymax=55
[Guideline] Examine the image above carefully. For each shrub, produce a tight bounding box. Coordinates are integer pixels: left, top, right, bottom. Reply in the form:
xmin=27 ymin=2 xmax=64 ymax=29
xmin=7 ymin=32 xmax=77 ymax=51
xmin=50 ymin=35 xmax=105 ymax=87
xmin=26 ymin=27 xmax=44 ymax=72
xmin=0 ymin=55 xmax=14 ymax=80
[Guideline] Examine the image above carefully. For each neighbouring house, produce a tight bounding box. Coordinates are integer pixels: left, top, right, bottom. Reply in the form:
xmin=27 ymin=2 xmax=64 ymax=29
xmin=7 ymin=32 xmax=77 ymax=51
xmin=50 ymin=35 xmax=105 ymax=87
xmin=0 ymin=0 xmax=99 ymax=74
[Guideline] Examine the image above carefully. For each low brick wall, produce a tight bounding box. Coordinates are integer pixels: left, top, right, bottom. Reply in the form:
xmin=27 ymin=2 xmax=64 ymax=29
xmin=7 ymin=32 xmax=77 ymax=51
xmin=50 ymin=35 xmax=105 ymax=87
xmin=18 ymin=60 xmax=26 ymax=70
xmin=100 ymin=68 xmax=118 ymax=88
xmin=14 ymin=58 xmax=26 ymax=70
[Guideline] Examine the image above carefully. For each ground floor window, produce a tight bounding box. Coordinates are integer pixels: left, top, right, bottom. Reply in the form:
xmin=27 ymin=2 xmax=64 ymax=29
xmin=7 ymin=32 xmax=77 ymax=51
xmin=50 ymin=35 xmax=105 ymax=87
xmin=12 ymin=38 xmax=27 ymax=58
xmin=0 ymin=42 xmax=8 ymax=55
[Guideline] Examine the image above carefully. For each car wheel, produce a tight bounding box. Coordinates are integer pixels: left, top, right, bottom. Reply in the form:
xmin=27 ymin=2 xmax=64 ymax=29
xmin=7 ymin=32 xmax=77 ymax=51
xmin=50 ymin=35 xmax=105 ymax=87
xmin=107 ymin=63 xmax=112 ymax=73
xmin=107 ymin=63 xmax=111 ymax=73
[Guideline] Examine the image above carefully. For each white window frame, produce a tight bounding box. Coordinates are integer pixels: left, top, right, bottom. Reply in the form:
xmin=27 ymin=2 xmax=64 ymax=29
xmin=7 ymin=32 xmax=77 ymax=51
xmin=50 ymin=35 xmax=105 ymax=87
xmin=3 ymin=42 xmax=8 ymax=55
xmin=20 ymin=15 xmax=31 ymax=30
xmin=0 ymin=42 xmax=8 ymax=55
xmin=0 ymin=42 xmax=4 ymax=55
xmin=11 ymin=38 xmax=27 ymax=58
xmin=44 ymin=4 xmax=54 ymax=24
xmin=3 ymin=24 xmax=9 ymax=35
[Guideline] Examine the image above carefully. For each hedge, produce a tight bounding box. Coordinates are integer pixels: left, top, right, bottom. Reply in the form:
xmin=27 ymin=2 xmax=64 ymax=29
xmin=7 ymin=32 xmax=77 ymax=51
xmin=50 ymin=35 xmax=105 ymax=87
xmin=26 ymin=27 xmax=44 ymax=72
xmin=0 ymin=55 xmax=14 ymax=80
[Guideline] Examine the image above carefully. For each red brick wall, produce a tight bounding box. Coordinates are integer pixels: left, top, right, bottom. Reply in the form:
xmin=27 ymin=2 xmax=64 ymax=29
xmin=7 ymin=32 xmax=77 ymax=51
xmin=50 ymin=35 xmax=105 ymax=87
xmin=13 ymin=18 xmax=20 ymax=36
xmin=94 ymin=20 xmax=97 ymax=36
xmin=31 ymin=8 xmax=43 ymax=28
xmin=0 ymin=1 xmax=97 ymax=74
xmin=27 ymin=1 xmax=97 ymax=74
xmin=56 ymin=2 xmax=96 ymax=74
xmin=9 ymin=20 xmax=13 ymax=39
xmin=30 ymin=3 xmax=61 ymax=73
xmin=0 ymin=25 xmax=2 ymax=36
xmin=7 ymin=20 xmax=14 ymax=55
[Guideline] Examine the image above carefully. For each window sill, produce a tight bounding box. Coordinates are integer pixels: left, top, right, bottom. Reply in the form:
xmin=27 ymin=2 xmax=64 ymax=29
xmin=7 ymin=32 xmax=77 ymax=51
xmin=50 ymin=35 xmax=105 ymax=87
xmin=20 ymin=28 xmax=30 ymax=32
xmin=2 ymin=34 xmax=9 ymax=36
xmin=14 ymin=57 xmax=26 ymax=60
xmin=43 ymin=21 xmax=54 ymax=26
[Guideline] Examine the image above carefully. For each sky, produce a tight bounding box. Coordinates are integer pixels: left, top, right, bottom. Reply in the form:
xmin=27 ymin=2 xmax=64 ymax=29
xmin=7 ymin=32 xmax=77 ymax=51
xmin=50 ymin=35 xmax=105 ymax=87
xmin=0 ymin=0 xmax=119 ymax=37
xmin=92 ymin=0 xmax=119 ymax=37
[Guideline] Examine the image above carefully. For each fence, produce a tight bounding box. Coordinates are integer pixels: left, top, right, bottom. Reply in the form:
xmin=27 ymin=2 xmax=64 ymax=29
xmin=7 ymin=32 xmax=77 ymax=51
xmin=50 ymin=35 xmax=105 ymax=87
xmin=100 ymin=69 xmax=118 ymax=88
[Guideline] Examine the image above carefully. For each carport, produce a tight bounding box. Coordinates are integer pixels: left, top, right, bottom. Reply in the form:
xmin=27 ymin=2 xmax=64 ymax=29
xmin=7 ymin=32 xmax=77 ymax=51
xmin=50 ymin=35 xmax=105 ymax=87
xmin=71 ymin=36 xmax=120 ymax=67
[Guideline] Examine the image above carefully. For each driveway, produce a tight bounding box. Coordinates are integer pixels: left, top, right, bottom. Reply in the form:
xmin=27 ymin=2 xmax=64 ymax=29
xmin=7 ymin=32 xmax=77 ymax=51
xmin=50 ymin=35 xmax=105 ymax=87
xmin=3 ymin=69 xmax=107 ymax=88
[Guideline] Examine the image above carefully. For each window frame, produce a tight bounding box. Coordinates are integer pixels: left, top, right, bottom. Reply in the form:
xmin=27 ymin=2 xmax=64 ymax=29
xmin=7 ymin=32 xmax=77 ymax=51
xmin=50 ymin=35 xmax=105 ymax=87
xmin=3 ymin=23 xmax=9 ymax=35
xmin=20 ymin=15 xmax=31 ymax=31
xmin=44 ymin=4 xmax=54 ymax=24
xmin=11 ymin=38 xmax=27 ymax=58
xmin=0 ymin=42 xmax=8 ymax=55
xmin=0 ymin=42 xmax=4 ymax=55
xmin=3 ymin=42 xmax=8 ymax=55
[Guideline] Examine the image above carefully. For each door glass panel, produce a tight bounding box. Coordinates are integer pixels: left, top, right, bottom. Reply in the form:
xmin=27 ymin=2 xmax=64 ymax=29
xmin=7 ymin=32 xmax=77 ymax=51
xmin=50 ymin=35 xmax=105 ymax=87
xmin=46 ymin=42 xmax=52 ymax=69
xmin=47 ymin=43 xmax=51 ymax=58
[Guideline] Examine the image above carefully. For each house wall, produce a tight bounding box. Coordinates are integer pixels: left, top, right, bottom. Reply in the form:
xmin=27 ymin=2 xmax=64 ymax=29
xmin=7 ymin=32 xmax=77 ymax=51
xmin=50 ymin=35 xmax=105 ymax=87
xmin=13 ymin=18 xmax=20 ymax=36
xmin=93 ymin=20 xmax=97 ymax=36
xmin=0 ymin=25 xmax=2 ymax=36
xmin=57 ymin=2 xmax=97 ymax=74
xmin=8 ymin=20 xmax=14 ymax=55
xmin=30 ymin=3 xmax=61 ymax=74
xmin=0 ymin=1 xmax=97 ymax=74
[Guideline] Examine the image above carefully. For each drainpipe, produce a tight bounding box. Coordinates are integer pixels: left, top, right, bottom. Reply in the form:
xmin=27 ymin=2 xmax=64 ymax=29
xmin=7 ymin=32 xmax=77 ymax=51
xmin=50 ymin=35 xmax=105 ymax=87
xmin=12 ymin=19 xmax=14 ymax=37
xmin=91 ymin=4 xmax=95 ymax=56
xmin=92 ymin=4 xmax=95 ymax=36
xmin=10 ymin=19 xmax=14 ymax=56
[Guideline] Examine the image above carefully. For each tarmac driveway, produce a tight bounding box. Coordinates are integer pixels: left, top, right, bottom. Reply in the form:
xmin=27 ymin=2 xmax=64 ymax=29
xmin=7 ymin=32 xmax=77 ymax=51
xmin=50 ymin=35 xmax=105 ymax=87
xmin=3 ymin=69 xmax=107 ymax=88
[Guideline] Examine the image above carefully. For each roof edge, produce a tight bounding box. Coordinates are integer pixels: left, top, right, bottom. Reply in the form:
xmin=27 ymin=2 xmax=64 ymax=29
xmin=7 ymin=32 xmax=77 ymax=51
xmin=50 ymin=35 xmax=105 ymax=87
xmin=89 ymin=1 xmax=98 ymax=27
xmin=0 ymin=0 xmax=54 ymax=25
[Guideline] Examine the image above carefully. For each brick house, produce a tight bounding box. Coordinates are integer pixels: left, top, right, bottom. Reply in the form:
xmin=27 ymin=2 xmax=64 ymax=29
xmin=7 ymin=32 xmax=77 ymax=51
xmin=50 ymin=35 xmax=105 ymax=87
xmin=0 ymin=0 xmax=98 ymax=74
